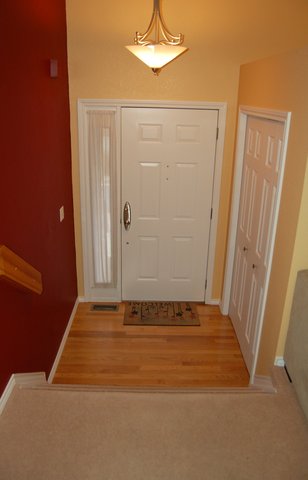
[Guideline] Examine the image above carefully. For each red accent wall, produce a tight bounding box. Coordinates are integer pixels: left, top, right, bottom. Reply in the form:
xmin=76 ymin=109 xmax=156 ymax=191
xmin=0 ymin=0 xmax=77 ymax=394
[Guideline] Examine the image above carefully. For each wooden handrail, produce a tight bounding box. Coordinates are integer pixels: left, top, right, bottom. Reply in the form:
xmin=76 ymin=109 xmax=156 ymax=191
xmin=0 ymin=245 xmax=43 ymax=294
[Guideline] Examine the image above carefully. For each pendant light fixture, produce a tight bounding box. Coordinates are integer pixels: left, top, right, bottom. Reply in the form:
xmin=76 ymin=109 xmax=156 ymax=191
xmin=126 ymin=0 xmax=188 ymax=75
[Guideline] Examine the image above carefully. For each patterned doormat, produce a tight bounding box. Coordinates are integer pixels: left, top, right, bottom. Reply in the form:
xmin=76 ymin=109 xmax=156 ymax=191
xmin=124 ymin=302 xmax=200 ymax=326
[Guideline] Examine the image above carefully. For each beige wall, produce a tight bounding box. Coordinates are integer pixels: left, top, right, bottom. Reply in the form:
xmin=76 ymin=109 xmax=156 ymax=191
xmin=276 ymin=156 xmax=308 ymax=353
xmin=65 ymin=0 xmax=308 ymax=300
xmin=237 ymin=47 xmax=308 ymax=374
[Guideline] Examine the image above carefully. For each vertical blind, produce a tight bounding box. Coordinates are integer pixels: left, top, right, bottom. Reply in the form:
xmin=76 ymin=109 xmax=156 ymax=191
xmin=88 ymin=110 xmax=117 ymax=287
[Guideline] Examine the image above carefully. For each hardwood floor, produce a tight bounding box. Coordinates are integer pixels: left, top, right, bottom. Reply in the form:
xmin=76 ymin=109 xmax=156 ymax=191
xmin=53 ymin=302 xmax=250 ymax=388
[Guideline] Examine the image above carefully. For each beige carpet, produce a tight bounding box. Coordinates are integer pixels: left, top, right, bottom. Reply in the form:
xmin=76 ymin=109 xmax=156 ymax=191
xmin=1 ymin=371 xmax=308 ymax=480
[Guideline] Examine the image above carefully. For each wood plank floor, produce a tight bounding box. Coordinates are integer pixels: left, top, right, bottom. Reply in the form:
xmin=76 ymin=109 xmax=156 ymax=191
xmin=53 ymin=303 xmax=250 ymax=388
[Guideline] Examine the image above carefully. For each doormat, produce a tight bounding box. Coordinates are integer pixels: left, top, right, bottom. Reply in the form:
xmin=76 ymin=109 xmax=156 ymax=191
xmin=124 ymin=302 xmax=200 ymax=326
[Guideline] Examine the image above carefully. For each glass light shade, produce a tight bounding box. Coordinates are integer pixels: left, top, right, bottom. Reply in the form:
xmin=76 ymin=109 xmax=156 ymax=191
xmin=125 ymin=44 xmax=188 ymax=69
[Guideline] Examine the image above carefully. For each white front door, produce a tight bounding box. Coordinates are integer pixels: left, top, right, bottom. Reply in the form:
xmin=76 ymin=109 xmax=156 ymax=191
xmin=229 ymin=116 xmax=285 ymax=372
xmin=121 ymin=107 xmax=218 ymax=301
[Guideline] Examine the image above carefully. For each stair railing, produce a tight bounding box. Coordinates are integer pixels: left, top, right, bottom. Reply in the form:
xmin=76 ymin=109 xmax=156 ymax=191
xmin=0 ymin=245 xmax=42 ymax=294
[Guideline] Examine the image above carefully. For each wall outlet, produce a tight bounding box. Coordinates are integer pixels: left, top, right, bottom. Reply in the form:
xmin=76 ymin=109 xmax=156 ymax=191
xmin=59 ymin=206 xmax=65 ymax=222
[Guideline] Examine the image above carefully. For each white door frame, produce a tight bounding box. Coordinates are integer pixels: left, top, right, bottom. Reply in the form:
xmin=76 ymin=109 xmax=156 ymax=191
xmin=221 ymin=105 xmax=291 ymax=380
xmin=78 ymin=99 xmax=227 ymax=303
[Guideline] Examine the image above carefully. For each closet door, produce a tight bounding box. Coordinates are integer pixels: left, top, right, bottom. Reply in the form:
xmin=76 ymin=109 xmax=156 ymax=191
xmin=229 ymin=116 xmax=285 ymax=372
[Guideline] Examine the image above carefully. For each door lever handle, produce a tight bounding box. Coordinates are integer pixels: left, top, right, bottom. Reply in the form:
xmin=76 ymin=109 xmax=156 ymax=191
xmin=123 ymin=201 xmax=131 ymax=231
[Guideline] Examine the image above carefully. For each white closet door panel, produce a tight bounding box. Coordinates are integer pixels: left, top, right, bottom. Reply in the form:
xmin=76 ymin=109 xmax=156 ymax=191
xmin=229 ymin=117 xmax=285 ymax=372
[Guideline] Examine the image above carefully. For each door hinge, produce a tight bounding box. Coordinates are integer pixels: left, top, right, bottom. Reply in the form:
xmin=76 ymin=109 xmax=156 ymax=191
xmin=210 ymin=208 xmax=213 ymax=220
xmin=205 ymin=279 xmax=208 ymax=290
xmin=216 ymin=127 xmax=219 ymax=140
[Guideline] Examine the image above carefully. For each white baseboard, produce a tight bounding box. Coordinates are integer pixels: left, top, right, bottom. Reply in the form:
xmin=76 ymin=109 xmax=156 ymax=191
xmin=47 ymin=298 xmax=79 ymax=383
xmin=206 ymin=299 xmax=220 ymax=306
xmin=219 ymin=299 xmax=229 ymax=315
xmin=251 ymin=374 xmax=277 ymax=393
xmin=274 ymin=356 xmax=285 ymax=367
xmin=0 ymin=372 xmax=46 ymax=415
